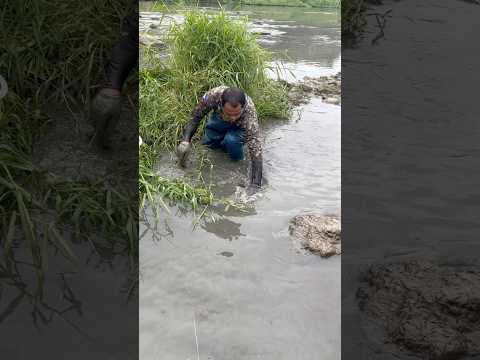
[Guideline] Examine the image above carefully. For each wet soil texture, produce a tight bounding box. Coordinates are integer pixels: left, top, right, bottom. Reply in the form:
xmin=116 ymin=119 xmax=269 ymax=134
xmin=357 ymin=260 xmax=480 ymax=360
xmin=289 ymin=214 xmax=341 ymax=257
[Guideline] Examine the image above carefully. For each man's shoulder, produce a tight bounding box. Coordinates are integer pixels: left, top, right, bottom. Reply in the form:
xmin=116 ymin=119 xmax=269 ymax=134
xmin=204 ymin=86 xmax=228 ymax=100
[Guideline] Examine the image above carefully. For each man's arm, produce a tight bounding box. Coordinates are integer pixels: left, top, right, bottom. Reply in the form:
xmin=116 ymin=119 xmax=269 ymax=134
xmin=177 ymin=87 xmax=225 ymax=167
xmin=243 ymin=102 xmax=263 ymax=189
xmin=182 ymin=100 xmax=211 ymax=142
xmin=182 ymin=87 xmax=225 ymax=142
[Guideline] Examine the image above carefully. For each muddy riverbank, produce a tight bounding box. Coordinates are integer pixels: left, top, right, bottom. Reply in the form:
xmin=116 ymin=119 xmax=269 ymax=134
xmin=358 ymin=260 xmax=480 ymax=359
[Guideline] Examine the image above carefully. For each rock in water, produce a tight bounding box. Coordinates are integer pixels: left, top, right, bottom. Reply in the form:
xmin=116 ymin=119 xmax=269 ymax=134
xmin=289 ymin=215 xmax=341 ymax=257
xmin=284 ymin=73 xmax=341 ymax=106
xmin=357 ymin=260 xmax=480 ymax=359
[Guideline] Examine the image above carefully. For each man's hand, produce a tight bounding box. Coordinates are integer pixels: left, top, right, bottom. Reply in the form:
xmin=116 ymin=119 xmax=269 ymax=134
xmin=248 ymin=158 xmax=262 ymax=196
xmin=246 ymin=183 xmax=261 ymax=197
xmin=176 ymin=141 xmax=192 ymax=167
xmin=90 ymin=90 xmax=122 ymax=150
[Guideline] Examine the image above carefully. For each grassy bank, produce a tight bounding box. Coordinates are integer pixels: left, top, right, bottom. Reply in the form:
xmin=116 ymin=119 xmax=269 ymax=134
xmin=1 ymin=0 xmax=138 ymax=279
xmin=139 ymin=10 xmax=291 ymax=209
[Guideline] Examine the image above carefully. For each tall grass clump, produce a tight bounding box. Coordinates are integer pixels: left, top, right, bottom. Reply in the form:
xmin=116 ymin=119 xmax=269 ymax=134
xmin=140 ymin=10 xmax=290 ymax=150
xmin=169 ymin=11 xmax=268 ymax=91
xmin=0 ymin=0 xmax=134 ymax=104
xmin=139 ymin=10 xmax=291 ymax=208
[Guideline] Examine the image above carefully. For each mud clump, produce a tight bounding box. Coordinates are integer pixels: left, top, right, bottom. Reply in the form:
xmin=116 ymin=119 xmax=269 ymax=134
xmin=357 ymin=260 xmax=480 ymax=359
xmin=289 ymin=214 xmax=341 ymax=257
xmin=285 ymin=73 xmax=341 ymax=106
xmin=139 ymin=32 xmax=166 ymax=50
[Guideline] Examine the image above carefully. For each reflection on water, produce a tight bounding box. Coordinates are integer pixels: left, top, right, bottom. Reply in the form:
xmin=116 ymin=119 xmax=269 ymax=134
xmin=0 ymin=240 xmax=138 ymax=359
xmin=202 ymin=217 xmax=245 ymax=240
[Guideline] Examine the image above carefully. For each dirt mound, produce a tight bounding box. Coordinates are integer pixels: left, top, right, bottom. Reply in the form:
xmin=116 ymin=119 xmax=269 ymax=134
xmin=357 ymin=260 xmax=480 ymax=359
xmin=289 ymin=214 xmax=341 ymax=257
xmin=285 ymin=73 xmax=341 ymax=106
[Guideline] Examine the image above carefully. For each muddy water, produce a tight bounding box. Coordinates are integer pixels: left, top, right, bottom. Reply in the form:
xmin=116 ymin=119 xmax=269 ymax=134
xmin=140 ymin=4 xmax=341 ymax=360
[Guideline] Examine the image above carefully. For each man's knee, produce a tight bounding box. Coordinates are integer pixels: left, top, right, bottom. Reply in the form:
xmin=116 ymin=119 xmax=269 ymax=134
xmin=202 ymin=133 xmax=222 ymax=149
xmin=222 ymin=132 xmax=244 ymax=161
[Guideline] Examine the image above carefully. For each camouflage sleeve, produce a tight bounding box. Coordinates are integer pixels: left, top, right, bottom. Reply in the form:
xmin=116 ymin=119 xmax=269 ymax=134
xmin=182 ymin=86 xmax=226 ymax=142
xmin=243 ymin=99 xmax=262 ymax=161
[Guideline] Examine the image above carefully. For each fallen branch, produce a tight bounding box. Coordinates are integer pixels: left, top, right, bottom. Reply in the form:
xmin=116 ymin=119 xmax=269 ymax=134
xmin=369 ymin=9 xmax=392 ymax=45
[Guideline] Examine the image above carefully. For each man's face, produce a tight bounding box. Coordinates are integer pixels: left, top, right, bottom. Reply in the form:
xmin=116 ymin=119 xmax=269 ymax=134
xmin=222 ymin=102 xmax=243 ymax=122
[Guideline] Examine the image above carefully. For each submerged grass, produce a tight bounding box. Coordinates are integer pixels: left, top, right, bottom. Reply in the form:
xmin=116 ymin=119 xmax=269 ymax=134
xmin=139 ymin=10 xmax=291 ymax=208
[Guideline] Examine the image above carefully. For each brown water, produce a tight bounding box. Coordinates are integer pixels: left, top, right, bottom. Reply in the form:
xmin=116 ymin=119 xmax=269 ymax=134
xmin=139 ymin=3 xmax=341 ymax=359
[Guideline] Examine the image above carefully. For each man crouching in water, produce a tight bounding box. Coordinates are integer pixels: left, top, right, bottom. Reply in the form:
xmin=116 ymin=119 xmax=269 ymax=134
xmin=176 ymin=86 xmax=263 ymax=196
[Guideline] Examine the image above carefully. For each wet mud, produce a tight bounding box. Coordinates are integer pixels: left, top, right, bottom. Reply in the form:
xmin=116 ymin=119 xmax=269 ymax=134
xmin=289 ymin=214 xmax=341 ymax=257
xmin=357 ymin=260 xmax=480 ymax=359
xmin=31 ymin=97 xmax=138 ymax=193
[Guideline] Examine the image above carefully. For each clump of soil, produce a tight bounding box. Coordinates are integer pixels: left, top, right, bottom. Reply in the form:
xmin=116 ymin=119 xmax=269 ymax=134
xmin=357 ymin=260 xmax=480 ymax=359
xmin=289 ymin=214 xmax=341 ymax=257
xmin=285 ymin=73 xmax=341 ymax=106
xmin=139 ymin=32 xmax=166 ymax=50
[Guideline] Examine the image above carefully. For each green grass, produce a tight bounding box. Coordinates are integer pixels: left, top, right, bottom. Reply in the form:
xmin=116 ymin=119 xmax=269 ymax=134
xmin=0 ymin=98 xmax=138 ymax=263
xmin=0 ymin=1 xmax=135 ymax=103
xmin=140 ymin=10 xmax=290 ymax=147
xmin=139 ymin=10 xmax=291 ymax=209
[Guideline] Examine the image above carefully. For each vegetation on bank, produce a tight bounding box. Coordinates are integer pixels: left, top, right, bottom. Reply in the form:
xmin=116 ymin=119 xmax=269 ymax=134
xmin=0 ymin=0 xmax=137 ymax=280
xmin=139 ymin=10 xmax=291 ymax=209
